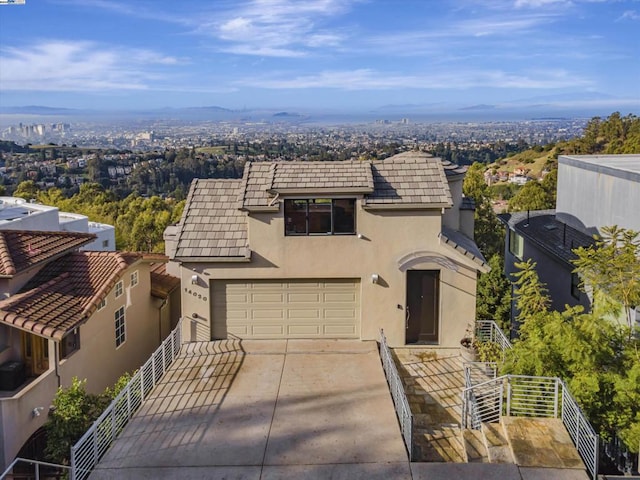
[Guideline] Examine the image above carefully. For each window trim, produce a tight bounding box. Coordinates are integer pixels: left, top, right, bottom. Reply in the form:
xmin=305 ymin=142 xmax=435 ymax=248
xmin=115 ymin=281 xmax=124 ymax=298
xmin=115 ymin=306 xmax=126 ymax=348
xmin=97 ymin=298 xmax=107 ymax=311
xmin=130 ymin=270 xmax=138 ymax=287
xmin=508 ymin=229 xmax=524 ymax=260
xmin=284 ymin=198 xmax=356 ymax=236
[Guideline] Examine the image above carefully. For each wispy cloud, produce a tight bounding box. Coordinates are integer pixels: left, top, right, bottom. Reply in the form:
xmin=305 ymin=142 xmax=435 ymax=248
xmin=0 ymin=40 xmax=184 ymax=91
xmin=618 ymin=9 xmax=640 ymax=20
xmin=237 ymin=68 xmax=592 ymax=90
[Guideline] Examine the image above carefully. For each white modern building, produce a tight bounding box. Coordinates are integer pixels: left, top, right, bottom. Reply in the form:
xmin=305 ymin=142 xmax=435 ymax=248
xmin=0 ymin=197 xmax=115 ymax=251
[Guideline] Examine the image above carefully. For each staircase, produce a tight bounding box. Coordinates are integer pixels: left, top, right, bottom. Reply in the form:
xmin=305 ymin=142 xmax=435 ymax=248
xmin=460 ymin=417 xmax=585 ymax=469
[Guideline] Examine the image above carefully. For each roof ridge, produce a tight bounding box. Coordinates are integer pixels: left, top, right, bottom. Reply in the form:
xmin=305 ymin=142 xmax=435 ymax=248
xmin=0 ymin=233 xmax=16 ymax=276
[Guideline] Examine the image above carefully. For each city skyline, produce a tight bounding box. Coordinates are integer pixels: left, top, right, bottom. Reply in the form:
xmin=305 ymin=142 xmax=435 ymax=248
xmin=0 ymin=0 xmax=639 ymax=114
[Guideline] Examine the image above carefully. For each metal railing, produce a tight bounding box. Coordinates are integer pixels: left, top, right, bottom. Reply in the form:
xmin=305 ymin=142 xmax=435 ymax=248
xmin=476 ymin=320 xmax=512 ymax=360
xmin=1 ymin=458 xmax=70 ymax=480
xmin=378 ymin=329 xmax=413 ymax=460
xmin=70 ymin=319 xmax=182 ymax=480
xmin=461 ymin=371 xmax=599 ymax=480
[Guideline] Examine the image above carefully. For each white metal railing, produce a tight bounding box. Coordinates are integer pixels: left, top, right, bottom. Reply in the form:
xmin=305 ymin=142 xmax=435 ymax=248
xmin=1 ymin=457 xmax=71 ymax=480
xmin=379 ymin=329 xmax=413 ymax=460
xmin=476 ymin=320 xmax=512 ymax=360
xmin=70 ymin=319 xmax=182 ymax=480
xmin=461 ymin=372 xmax=599 ymax=480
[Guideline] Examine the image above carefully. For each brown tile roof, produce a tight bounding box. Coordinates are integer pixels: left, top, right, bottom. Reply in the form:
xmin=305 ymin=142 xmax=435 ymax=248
xmin=270 ymin=161 xmax=374 ymax=193
xmin=175 ymin=179 xmax=249 ymax=260
xmin=239 ymin=161 xmax=277 ymax=209
xmin=0 ymin=251 xmax=143 ymax=340
xmin=0 ymin=230 xmax=95 ymax=277
xmin=364 ymin=152 xmax=452 ymax=208
xmin=149 ymin=262 xmax=180 ymax=298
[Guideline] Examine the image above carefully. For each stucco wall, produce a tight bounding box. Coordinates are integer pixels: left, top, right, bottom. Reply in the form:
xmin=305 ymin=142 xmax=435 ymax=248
xmin=180 ymin=201 xmax=479 ymax=348
xmin=59 ymin=263 xmax=160 ymax=394
xmin=557 ymin=157 xmax=640 ymax=234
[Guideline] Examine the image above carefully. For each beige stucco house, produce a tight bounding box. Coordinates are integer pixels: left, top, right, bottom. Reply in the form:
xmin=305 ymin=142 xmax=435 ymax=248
xmin=0 ymin=230 xmax=180 ymax=468
xmin=168 ymin=152 xmax=487 ymax=348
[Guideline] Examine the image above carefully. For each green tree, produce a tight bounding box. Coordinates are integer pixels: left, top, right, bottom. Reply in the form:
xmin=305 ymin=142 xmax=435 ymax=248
xmin=508 ymin=181 xmax=551 ymax=212
xmin=463 ymin=163 xmax=504 ymax=258
xmin=476 ymin=254 xmax=512 ymax=332
xmin=13 ymin=180 xmax=40 ymax=200
xmin=573 ymin=226 xmax=640 ymax=333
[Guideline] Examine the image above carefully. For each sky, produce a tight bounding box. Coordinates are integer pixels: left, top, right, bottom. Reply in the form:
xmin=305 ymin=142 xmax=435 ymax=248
xmin=0 ymin=0 xmax=638 ymax=113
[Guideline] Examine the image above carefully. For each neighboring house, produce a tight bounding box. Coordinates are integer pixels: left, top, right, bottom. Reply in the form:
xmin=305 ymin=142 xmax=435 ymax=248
xmin=499 ymin=210 xmax=595 ymax=325
xmin=167 ymin=152 xmax=488 ymax=348
xmin=0 ymin=230 xmax=180 ymax=469
xmin=499 ymin=154 xmax=640 ymax=327
xmin=0 ymin=197 xmax=115 ymax=251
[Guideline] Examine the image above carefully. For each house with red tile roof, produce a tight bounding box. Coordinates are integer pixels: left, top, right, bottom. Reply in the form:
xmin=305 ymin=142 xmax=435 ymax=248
xmin=167 ymin=152 xmax=487 ymax=348
xmin=0 ymin=230 xmax=180 ymax=469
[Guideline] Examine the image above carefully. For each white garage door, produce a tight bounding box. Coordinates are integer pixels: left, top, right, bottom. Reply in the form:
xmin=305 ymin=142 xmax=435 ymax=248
xmin=211 ymin=279 xmax=360 ymax=339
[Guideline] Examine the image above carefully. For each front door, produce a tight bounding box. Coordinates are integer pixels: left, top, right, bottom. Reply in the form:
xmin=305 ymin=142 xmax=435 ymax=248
xmin=406 ymin=270 xmax=440 ymax=344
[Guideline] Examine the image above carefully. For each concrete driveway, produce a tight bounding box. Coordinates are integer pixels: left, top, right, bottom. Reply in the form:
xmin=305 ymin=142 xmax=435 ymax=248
xmin=91 ymin=339 xmax=410 ymax=479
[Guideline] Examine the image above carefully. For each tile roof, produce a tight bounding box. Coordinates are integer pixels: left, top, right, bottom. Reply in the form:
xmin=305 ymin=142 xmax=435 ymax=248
xmin=0 ymin=251 xmax=143 ymax=340
xmin=364 ymin=152 xmax=452 ymax=207
xmin=498 ymin=210 xmax=595 ymax=266
xmin=176 ymin=152 xmax=456 ymax=259
xmin=175 ymin=179 xmax=249 ymax=260
xmin=440 ymin=226 xmax=489 ymax=271
xmin=149 ymin=262 xmax=180 ymax=299
xmin=0 ymin=230 xmax=95 ymax=277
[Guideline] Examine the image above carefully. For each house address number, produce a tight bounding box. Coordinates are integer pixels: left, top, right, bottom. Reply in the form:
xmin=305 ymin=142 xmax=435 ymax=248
xmin=184 ymin=288 xmax=207 ymax=302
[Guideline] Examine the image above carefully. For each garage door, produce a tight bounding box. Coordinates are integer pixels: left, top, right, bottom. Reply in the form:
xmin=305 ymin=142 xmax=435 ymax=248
xmin=211 ymin=279 xmax=360 ymax=339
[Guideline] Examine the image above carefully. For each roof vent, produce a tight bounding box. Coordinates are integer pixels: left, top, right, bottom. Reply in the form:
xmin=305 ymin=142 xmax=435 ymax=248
xmin=544 ymin=224 xmax=558 ymax=231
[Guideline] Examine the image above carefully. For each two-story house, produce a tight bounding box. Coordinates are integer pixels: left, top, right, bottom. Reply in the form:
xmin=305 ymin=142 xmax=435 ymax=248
xmin=167 ymin=152 xmax=488 ymax=348
xmin=0 ymin=230 xmax=180 ymax=468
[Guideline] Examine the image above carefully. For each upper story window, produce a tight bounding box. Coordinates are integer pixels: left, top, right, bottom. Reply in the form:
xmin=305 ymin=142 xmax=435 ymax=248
xmin=571 ymin=272 xmax=581 ymax=300
xmin=115 ymin=306 xmax=126 ymax=348
xmin=97 ymin=298 xmax=106 ymax=310
xmin=115 ymin=281 xmax=124 ymax=298
xmin=284 ymin=199 xmax=356 ymax=236
xmin=130 ymin=271 xmax=138 ymax=287
xmin=508 ymin=230 xmax=524 ymax=260
xmin=61 ymin=329 xmax=80 ymax=359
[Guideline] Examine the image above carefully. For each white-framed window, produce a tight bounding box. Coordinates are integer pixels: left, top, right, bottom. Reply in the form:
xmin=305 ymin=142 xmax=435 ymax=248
xmin=508 ymin=229 xmax=524 ymax=260
xmin=97 ymin=298 xmax=106 ymax=310
xmin=115 ymin=281 xmax=124 ymax=298
xmin=130 ymin=270 xmax=138 ymax=287
xmin=115 ymin=306 xmax=126 ymax=348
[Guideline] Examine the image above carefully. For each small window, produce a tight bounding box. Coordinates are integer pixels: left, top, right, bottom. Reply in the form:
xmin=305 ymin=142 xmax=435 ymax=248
xmin=61 ymin=329 xmax=80 ymax=358
xmin=97 ymin=298 xmax=106 ymax=310
xmin=102 ymin=239 xmax=109 ymax=248
xmin=115 ymin=306 xmax=126 ymax=348
xmin=284 ymin=199 xmax=356 ymax=236
xmin=130 ymin=271 xmax=138 ymax=287
xmin=571 ymin=272 xmax=581 ymax=300
xmin=115 ymin=281 xmax=123 ymax=298
xmin=508 ymin=230 xmax=524 ymax=260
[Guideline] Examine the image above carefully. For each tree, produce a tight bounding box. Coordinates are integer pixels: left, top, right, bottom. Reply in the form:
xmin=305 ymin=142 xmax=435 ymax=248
xmin=508 ymin=181 xmax=551 ymax=212
xmin=13 ymin=180 xmax=40 ymax=200
xmin=463 ymin=163 xmax=504 ymax=258
xmin=476 ymin=254 xmax=512 ymax=332
xmin=573 ymin=226 xmax=640 ymax=333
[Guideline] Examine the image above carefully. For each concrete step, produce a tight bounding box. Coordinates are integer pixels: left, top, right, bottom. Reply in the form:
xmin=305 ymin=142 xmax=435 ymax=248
xmin=462 ymin=429 xmax=490 ymax=463
xmin=481 ymin=422 xmax=515 ymax=464
xmin=501 ymin=416 xmax=585 ymax=470
xmin=413 ymin=426 xmax=466 ymax=463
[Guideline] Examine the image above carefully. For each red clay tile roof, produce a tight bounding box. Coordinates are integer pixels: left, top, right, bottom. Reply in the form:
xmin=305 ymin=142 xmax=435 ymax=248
xmin=0 ymin=251 xmax=143 ymax=340
xmin=0 ymin=230 xmax=96 ymax=277
xmin=149 ymin=262 xmax=179 ymax=298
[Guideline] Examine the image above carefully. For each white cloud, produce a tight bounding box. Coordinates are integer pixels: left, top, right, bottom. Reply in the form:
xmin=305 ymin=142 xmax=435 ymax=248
xmin=0 ymin=40 xmax=183 ymax=91
xmin=237 ymin=68 xmax=592 ymax=90
xmin=619 ymin=10 xmax=640 ymax=20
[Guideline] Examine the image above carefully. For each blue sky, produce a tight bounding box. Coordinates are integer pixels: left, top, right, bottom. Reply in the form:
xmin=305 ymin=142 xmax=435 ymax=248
xmin=0 ymin=0 xmax=638 ymax=112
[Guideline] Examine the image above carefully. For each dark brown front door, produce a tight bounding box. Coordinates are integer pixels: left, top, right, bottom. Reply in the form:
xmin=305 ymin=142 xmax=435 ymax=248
xmin=406 ymin=270 xmax=440 ymax=344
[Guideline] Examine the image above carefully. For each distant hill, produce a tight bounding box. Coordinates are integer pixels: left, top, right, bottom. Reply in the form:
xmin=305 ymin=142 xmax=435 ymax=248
xmin=0 ymin=105 xmax=78 ymax=115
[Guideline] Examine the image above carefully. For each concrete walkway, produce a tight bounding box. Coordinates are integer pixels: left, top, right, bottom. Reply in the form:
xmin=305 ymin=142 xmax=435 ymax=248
xmin=91 ymin=339 xmax=410 ymax=479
